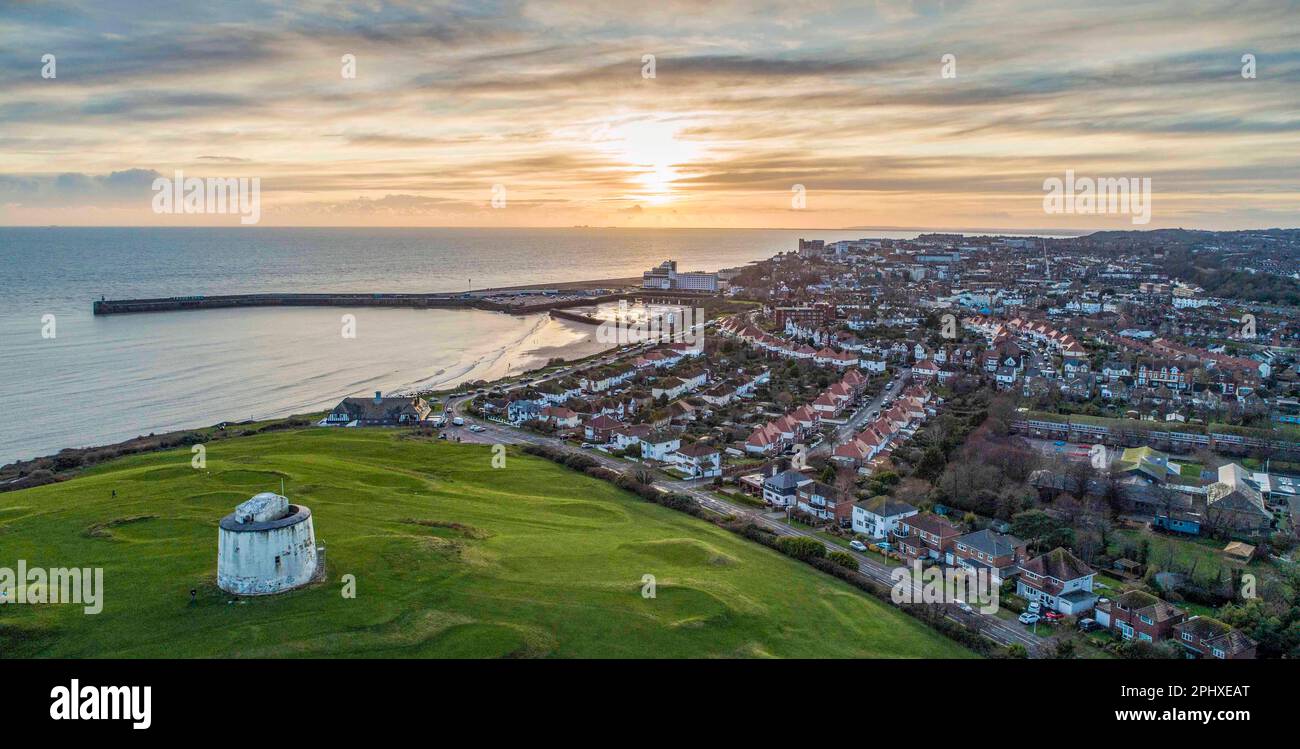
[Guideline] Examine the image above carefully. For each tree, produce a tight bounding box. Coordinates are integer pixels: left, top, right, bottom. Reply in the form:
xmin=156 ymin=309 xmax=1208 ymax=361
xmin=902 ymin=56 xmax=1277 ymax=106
xmin=915 ymin=447 xmax=947 ymax=481
xmin=1002 ymin=644 xmax=1029 ymax=659
xmin=1065 ymin=459 xmax=1096 ymax=500
xmin=625 ymin=466 xmax=655 ymax=486
xmin=1050 ymin=636 xmax=1079 ymax=659
xmin=1011 ymin=510 xmax=1064 ymax=553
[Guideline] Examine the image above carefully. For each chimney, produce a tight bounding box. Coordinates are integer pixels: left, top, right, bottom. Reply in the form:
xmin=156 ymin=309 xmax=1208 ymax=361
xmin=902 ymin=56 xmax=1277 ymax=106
xmin=374 ymin=391 xmax=382 ymax=404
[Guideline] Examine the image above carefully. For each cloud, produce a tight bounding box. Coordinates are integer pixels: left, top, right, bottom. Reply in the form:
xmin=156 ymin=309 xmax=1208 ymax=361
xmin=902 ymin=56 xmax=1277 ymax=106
xmin=0 ymin=0 xmax=1297 ymax=229
xmin=0 ymin=169 xmax=160 ymax=206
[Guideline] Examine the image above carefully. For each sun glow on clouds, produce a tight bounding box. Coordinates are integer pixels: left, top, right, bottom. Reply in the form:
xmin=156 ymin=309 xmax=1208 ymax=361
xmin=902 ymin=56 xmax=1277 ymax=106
xmin=589 ymin=119 xmax=707 ymax=205
xmin=0 ymin=1 xmax=1297 ymax=228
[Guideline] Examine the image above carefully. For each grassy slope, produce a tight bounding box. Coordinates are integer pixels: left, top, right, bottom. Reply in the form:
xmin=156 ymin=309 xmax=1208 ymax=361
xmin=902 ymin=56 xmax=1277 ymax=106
xmin=0 ymin=429 xmax=971 ymax=658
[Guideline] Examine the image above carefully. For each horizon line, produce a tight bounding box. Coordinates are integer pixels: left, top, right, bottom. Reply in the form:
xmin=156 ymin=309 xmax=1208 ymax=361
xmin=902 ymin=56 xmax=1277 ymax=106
xmin=3 ymin=224 xmax=1293 ymax=234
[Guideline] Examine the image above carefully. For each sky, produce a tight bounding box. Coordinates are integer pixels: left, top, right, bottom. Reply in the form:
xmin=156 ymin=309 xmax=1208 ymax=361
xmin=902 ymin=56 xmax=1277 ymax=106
xmin=1 ymin=0 xmax=1298 ymax=230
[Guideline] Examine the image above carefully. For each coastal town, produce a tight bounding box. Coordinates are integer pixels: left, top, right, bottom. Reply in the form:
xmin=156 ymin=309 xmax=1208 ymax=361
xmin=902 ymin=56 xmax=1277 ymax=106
xmin=316 ymin=229 xmax=1300 ymax=660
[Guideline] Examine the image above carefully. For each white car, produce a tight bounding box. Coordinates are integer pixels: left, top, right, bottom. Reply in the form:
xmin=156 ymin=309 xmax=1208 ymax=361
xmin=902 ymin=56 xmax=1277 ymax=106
xmin=1027 ymin=601 xmax=1042 ymax=615
xmin=955 ymin=601 xmax=975 ymax=614
xmin=1018 ymin=612 xmax=1040 ymax=625
xmin=849 ymin=540 xmax=867 ymax=552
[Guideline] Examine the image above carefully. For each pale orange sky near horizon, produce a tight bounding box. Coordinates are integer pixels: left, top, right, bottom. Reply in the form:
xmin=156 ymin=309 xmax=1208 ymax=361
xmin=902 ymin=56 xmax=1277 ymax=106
xmin=2 ymin=1 xmax=1298 ymax=231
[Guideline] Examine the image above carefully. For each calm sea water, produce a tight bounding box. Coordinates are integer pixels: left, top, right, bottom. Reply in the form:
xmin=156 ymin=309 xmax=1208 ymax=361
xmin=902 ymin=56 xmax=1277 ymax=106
xmin=1 ymin=226 xmax=913 ymax=465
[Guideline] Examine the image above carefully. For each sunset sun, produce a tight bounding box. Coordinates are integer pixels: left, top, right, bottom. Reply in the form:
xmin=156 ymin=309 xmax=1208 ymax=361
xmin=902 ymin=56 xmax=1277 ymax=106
xmin=594 ymin=119 xmax=704 ymax=205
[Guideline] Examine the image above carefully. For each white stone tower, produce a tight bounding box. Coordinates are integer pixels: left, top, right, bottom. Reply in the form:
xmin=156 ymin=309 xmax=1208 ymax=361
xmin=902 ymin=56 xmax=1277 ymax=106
xmin=217 ymin=492 xmax=319 ymax=595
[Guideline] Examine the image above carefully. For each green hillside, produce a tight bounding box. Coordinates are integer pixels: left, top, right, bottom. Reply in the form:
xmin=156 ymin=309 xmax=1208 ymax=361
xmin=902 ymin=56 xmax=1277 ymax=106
xmin=0 ymin=429 xmax=971 ymax=658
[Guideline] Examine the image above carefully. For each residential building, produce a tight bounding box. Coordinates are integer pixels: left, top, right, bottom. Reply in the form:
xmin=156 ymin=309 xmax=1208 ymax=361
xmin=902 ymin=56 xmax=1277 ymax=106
xmin=794 ymin=481 xmax=853 ymax=527
xmin=639 ymin=431 xmax=682 ymax=461
xmin=584 ymin=414 xmax=622 ymax=444
xmin=1206 ymin=463 xmax=1275 ymax=536
xmin=762 ymin=469 xmax=812 ymax=508
xmin=953 ymin=529 xmax=1027 ymax=583
xmin=641 ymin=259 xmax=718 ymax=291
xmin=892 ymin=513 xmax=963 ymax=564
xmin=669 ymin=442 xmax=721 ymax=478
xmin=1173 ymin=616 xmax=1257 ymax=659
xmin=539 ymin=406 xmax=579 ymax=429
xmin=1016 ymin=547 xmax=1097 ymax=615
xmin=325 ymin=393 xmax=432 ymax=427
xmin=1094 ymin=590 xmax=1186 ymax=643
xmin=851 ymin=496 xmax=918 ymax=539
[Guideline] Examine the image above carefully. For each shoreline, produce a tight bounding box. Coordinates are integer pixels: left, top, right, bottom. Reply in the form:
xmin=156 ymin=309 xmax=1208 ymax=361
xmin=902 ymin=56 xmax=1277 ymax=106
xmin=0 ymin=310 xmax=614 ymax=480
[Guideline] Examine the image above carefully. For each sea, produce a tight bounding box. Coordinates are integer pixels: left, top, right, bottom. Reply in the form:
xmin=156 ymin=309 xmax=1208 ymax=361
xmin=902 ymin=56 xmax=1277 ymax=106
xmin=0 ymin=226 xmax=1004 ymax=465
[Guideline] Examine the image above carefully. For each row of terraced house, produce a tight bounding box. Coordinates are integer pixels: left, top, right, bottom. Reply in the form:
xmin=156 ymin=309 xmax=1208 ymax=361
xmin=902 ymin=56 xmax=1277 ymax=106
xmin=743 ymin=369 xmax=870 ymax=455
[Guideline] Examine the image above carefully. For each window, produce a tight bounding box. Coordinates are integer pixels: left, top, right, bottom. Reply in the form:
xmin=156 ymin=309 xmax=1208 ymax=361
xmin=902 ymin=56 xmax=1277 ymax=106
xmin=1140 ymin=615 xmax=1153 ymax=625
xmin=1212 ymin=648 xmax=1225 ymax=659
xmin=1181 ymin=632 xmax=1194 ymax=642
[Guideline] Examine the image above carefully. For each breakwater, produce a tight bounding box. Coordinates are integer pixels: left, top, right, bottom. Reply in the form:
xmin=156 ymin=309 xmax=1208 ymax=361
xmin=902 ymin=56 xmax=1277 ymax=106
xmin=92 ymin=289 xmax=713 ymax=316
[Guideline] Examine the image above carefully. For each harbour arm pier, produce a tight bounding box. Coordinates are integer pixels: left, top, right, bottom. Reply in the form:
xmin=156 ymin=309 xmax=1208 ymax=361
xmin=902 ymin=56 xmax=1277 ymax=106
xmin=92 ymin=284 xmax=712 ymax=317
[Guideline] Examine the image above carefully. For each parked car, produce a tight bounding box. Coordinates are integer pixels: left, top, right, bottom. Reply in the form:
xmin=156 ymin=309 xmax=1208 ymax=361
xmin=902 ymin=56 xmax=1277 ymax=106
xmin=580 ymin=443 xmax=594 ymax=449
xmin=1027 ymin=601 xmax=1042 ymax=615
xmin=849 ymin=540 xmax=867 ymax=552
xmin=1018 ymin=613 xmax=1041 ymax=625
xmin=1043 ymin=610 xmax=1064 ymax=621
xmin=1078 ymin=617 xmax=1101 ymax=632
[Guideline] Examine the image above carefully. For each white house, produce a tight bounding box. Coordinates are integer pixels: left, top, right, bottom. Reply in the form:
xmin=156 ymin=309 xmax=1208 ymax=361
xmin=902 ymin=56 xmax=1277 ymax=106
xmin=611 ymin=424 xmax=652 ymax=450
xmin=851 ymin=497 xmax=918 ymax=539
xmin=1016 ymin=547 xmax=1098 ymax=616
xmin=538 ymin=382 xmax=583 ymax=404
xmin=669 ymin=442 xmax=721 ymax=478
xmin=639 ymin=431 xmax=682 ymax=461
xmin=539 ymin=406 xmax=580 ymax=429
xmin=762 ymin=469 xmax=812 ymax=508
xmin=859 ymin=356 xmax=887 ymax=374
xmin=735 ymin=370 xmax=770 ymax=396
xmin=581 ymin=367 xmax=635 ymax=393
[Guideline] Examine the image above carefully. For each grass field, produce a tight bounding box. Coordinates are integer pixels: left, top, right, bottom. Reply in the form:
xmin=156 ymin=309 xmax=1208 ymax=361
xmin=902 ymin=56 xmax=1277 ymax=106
xmin=0 ymin=429 xmax=971 ymax=658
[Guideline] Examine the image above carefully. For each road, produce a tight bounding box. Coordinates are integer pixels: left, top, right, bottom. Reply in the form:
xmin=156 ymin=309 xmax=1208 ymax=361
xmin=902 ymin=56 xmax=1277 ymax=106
xmin=806 ymin=376 xmax=908 ymax=458
xmin=441 ymin=394 xmax=1046 ymax=654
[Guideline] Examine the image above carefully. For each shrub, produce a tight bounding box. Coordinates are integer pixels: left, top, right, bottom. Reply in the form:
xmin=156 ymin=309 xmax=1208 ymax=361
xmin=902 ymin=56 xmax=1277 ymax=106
xmin=776 ymin=536 xmax=826 ymax=560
